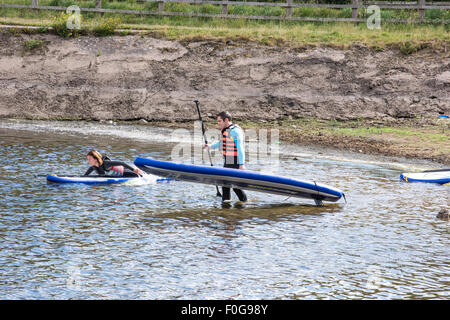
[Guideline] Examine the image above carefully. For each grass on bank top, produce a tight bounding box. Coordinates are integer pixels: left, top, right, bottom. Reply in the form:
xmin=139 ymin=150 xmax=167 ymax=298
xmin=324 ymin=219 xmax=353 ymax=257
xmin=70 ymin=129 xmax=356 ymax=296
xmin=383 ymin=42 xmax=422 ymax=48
xmin=332 ymin=126 xmax=449 ymax=143
xmin=0 ymin=0 xmax=449 ymax=48
xmin=2 ymin=0 xmax=450 ymax=21
xmin=238 ymin=117 xmax=450 ymax=161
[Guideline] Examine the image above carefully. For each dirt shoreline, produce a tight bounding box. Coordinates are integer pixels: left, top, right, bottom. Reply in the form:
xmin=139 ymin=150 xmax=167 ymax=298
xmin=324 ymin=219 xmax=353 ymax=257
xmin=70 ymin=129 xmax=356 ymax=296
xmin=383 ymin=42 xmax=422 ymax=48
xmin=119 ymin=118 xmax=448 ymax=166
xmin=0 ymin=32 xmax=449 ymax=165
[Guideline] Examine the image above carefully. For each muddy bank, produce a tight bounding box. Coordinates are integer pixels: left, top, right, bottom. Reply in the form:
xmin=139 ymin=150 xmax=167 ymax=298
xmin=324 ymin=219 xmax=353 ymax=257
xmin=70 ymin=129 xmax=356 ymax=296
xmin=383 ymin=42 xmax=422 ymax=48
xmin=0 ymin=32 xmax=449 ymax=122
xmin=0 ymin=32 xmax=448 ymax=164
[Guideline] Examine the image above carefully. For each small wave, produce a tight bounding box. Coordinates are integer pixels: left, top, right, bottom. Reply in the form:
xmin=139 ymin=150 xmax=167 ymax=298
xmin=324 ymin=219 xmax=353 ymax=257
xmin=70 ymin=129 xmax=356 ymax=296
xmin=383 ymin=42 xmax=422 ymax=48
xmin=123 ymin=173 xmax=161 ymax=186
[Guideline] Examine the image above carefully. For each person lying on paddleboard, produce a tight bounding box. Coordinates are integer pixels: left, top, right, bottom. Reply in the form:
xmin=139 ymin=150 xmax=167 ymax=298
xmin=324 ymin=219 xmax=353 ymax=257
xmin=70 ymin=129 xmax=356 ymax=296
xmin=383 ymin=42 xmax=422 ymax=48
xmin=204 ymin=111 xmax=247 ymax=203
xmin=85 ymin=150 xmax=143 ymax=177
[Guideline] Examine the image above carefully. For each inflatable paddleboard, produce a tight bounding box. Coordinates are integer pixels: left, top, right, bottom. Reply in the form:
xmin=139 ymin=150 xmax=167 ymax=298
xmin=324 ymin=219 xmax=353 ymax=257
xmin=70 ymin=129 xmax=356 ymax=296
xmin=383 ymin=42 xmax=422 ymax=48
xmin=46 ymin=174 xmax=171 ymax=185
xmin=135 ymin=157 xmax=344 ymax=203
xmin=400 ymin=169 xmax=450 ymax=185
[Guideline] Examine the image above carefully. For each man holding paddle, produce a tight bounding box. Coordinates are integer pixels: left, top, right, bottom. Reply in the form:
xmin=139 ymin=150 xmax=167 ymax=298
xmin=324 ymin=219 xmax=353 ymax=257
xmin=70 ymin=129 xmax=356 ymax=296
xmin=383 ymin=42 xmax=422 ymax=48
xmin=204 ymin=111 xmax=248 ymax=203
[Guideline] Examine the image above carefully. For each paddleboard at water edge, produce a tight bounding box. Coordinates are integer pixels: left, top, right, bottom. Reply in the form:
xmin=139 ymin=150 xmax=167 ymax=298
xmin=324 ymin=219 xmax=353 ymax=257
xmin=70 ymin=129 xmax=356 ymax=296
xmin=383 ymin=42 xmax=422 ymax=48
xmin=46 ymin=174 xmax=172 ymax=185
xmin=134 ymin=157 xmax=344 ymax=203
xmin=400 ymin=169 xmax=450 ymax=185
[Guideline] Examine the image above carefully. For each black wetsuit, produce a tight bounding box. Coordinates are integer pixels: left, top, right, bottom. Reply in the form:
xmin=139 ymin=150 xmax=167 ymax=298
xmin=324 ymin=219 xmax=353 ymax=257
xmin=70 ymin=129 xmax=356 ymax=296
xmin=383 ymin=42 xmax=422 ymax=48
xmin=84 ymin=160 xmax=138 ymax=177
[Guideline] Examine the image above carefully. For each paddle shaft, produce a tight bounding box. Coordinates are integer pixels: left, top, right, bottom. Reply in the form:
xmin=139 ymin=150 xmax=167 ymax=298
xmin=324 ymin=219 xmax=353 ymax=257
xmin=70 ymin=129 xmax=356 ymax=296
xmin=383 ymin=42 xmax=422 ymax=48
xmin=194 ymin=100 xmax=222 ymax=197
xmin=195 ymin=101 xmax=215 ymax=166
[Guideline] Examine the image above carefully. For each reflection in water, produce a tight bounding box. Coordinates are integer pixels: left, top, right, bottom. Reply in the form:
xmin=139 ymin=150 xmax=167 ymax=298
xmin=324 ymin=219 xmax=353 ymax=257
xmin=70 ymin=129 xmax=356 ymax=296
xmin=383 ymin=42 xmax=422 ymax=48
xmin=0 ymin=120 xmax=448 ymax=299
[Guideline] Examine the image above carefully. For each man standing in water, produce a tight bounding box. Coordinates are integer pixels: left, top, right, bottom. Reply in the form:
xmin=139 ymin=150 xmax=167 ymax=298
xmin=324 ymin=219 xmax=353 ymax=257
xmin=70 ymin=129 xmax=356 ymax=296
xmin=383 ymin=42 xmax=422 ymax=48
xmin=205 ymin=111 xmax=248 ymax=203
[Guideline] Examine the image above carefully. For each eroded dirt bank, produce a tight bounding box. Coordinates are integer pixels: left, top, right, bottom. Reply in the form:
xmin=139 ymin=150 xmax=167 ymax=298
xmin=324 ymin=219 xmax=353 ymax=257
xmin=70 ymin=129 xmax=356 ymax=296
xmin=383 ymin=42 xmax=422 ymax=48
xmin=1 ymin=32 xmax=449 ymax=121
xmin=0 ymin=32 xmax=449 ymax=164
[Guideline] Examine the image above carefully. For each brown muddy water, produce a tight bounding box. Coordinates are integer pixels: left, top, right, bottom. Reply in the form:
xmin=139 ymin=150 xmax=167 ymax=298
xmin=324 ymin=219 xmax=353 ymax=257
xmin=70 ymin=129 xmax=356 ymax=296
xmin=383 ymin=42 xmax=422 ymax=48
xmin=0 ymin=119 xmax=448 ymax=299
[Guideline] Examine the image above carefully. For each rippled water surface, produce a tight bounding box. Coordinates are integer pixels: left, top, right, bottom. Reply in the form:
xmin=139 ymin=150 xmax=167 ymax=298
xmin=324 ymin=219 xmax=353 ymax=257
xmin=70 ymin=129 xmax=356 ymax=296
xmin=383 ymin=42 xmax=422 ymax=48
xmin=0 ymin=120 xmax=448 ymax=299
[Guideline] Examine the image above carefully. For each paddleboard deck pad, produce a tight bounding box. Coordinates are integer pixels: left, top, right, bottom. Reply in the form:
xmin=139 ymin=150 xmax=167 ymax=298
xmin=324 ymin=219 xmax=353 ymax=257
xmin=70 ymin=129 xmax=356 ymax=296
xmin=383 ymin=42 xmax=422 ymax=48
xmin=400 ymin=169 xmax=450 ymax=185
xmin=46 ymin=174 xmax=171 ymax=184
xmin=135 ymin=157 xmax=343 ymax=202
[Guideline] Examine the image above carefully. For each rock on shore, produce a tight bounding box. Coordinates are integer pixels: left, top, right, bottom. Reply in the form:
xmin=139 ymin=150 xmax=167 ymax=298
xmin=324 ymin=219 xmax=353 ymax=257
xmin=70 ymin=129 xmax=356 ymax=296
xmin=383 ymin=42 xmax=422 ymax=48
xmin=437 ymin=208 xmax=449 ymax=221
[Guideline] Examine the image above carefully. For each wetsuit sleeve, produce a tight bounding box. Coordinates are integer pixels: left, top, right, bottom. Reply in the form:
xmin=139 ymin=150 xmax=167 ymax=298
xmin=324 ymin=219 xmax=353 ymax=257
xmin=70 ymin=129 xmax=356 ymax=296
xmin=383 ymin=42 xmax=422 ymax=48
xmin=230 ymin=127 xmax=245 ymax=165
xmin=84 ymin=167 xmax=94 ymax=176
xmin=103 ymin=160 xmax=136 ymax=172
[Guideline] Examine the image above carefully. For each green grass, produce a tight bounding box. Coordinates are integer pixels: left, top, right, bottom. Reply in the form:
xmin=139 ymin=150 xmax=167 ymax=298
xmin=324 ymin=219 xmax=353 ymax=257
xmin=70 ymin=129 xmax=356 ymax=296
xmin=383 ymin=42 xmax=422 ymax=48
xmin=238 ymin=117 xmax=450 ymax=162
xmin=242 ymin=117 xmax=449 ymax=140
xmin=23 ymin=38 xmax=44 ymax=51
xmin=332 ymin=126 xmax=449 ymax=142
xmin=1 ymin=0 xmax=449 ymax=21
xmin=0 ymin=0 xmax=449 ymax=48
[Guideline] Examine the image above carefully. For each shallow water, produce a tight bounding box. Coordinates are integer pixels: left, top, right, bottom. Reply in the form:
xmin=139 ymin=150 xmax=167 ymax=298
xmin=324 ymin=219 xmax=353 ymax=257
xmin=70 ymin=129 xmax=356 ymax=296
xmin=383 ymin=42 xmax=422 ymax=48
xmin=0 ymin=119 xmax=448 ymax=299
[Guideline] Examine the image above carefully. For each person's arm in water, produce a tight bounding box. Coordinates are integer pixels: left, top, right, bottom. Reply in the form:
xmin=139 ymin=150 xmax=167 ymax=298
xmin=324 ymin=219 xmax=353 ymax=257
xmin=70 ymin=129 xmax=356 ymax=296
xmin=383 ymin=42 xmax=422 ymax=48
xmin=84 ymin=166 xmax=94 ymax=176
xmin=230 ymin=127 xmax=245 ymax=169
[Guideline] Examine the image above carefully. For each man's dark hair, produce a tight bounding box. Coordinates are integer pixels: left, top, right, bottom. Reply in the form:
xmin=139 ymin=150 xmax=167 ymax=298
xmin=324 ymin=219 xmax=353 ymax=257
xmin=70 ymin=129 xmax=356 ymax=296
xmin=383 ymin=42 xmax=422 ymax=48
xmin=217 ymin=111 xmax=232 ymax=122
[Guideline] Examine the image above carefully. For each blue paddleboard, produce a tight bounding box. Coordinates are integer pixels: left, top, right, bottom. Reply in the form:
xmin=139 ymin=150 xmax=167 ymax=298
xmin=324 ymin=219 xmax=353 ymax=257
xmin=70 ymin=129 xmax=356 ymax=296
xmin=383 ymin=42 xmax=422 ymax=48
xmin=46 ymin=174 xmax=171 ymax=185
xmin=400 ymin=169 xmax=450 ymax=185
xmin=134 ymin=157 xmax=344 ymax=202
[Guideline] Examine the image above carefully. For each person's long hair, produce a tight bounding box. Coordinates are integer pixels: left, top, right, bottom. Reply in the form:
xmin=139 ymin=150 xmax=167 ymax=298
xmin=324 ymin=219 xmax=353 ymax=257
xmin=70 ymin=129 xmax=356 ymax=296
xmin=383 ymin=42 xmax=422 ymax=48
xmin=87 ymin=150 xmax=103 ymax=166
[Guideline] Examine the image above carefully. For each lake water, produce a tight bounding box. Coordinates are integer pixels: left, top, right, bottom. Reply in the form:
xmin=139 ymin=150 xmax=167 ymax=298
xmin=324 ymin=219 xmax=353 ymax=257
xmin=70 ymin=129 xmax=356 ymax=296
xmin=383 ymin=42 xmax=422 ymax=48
xmin=0 ymin=119 xmax=448 ymax=299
